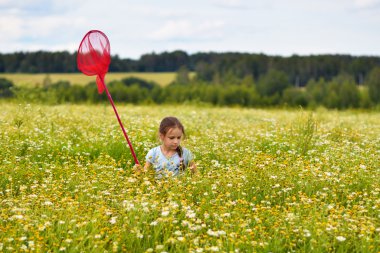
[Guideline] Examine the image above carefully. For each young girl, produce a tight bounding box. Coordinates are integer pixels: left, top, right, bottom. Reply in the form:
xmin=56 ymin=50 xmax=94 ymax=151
xmin=142 ymin=116 xmax=197 ymax=178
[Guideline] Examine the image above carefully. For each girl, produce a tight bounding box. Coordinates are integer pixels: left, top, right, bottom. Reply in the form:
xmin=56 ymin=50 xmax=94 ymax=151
xmin=142 ymin=116 xmax=197 ymax=178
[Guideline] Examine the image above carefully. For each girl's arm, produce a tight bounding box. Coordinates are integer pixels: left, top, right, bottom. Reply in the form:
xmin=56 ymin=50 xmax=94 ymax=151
xmin=144 ymin=161 xmax=152 ymax=171
xmin=133 ymin=161 xmax=151 ymax=174
xmin=189 ymin=161 xmax=197 ymax=174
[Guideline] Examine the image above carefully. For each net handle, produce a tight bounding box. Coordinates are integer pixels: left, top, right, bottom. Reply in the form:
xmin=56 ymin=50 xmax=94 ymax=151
xmin=100 ymin=75 xmax=140 ymax=165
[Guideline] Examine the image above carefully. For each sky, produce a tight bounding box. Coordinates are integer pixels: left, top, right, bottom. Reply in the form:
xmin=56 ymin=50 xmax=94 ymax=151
xmin=1 ymin=0 xmax=380 ymax=59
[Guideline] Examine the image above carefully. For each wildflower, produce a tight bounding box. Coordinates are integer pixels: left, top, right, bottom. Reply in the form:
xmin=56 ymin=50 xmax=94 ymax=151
xmin=210 ymin=246 xmax=219 ymax=252
xmin=43 ymin=201 xmax=53 ymax=206
xmin=186 ymin=211 xmax=196 ymax=219
xmin=218 ymin=230 xmax=226 ymax=236
xmin=303 ymin=229 xmax=311 ymax=237
xmin=336 ymin=236 xmax=346 ymax=242
xmin=162 ymin=210 xmax=170 ymax=217
xmin=166 ymin=237 xmax=176 ymax=244
xmin=110 ymin=217 xmax=117 ymax=224
xmin=156 ymin=245 xmax=164 ymax=250
xmin=207 ymin=229 xmax=225 ymax=237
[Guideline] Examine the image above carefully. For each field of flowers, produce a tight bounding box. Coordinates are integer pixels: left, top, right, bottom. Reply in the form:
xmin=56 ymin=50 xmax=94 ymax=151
xmin=0 ymin=102 xmax=379 ymax=252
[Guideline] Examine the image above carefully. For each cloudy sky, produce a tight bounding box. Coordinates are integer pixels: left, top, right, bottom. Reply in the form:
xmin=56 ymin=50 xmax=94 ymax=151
xmin=1 ymin=0 xmax=380 ymax=59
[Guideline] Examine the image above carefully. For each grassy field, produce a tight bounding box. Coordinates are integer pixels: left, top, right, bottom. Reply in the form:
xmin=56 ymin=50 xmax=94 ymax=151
xmin=0 ymin=103 xmax=379 ymax=252
xmin=0 ymin=72 xmax=181 ymax=87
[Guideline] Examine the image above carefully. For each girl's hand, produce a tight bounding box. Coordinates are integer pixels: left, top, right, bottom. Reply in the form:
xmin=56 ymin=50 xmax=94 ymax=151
xmin=189 ymin=161 xmax=198 ymax=174
xmin=133 ymin=162 xmax=152 ymax=174
xmin=133 ymin=164 xmax=143 ymax=174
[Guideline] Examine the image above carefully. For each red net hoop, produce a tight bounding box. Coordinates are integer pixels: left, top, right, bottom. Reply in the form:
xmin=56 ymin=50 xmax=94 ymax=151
xmin=77 ymin=30 xmax=111 ymax=94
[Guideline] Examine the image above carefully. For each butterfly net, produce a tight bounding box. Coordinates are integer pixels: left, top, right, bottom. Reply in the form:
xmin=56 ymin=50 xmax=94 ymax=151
xmin=77 ymin=30 xmax=111 ymax=93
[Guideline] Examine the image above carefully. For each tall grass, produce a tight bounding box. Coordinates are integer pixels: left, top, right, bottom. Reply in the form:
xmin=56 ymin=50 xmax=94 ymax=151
xmin=0 ymin=103 xmax=379 ymax=252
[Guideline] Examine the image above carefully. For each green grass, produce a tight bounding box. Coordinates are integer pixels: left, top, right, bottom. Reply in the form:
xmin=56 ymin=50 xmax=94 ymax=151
xmin=0 ymin=103 xmax=379 ymax=252
xmin=0 ymin=72 xmax=185 ymax=87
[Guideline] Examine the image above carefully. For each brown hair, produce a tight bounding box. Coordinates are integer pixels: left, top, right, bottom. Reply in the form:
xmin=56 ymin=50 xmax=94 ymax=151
xmin=159 ymin=117 xmax=186 ymax=170
xmin=159 ymin=116 xmax=185 ymax=137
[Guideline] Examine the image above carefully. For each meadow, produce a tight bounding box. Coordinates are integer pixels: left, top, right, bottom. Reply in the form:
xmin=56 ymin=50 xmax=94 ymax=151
xmin=0 ymin=72 xmax=179 ymax=87
xmin=0 ymin=102 xmax=379 ymax=252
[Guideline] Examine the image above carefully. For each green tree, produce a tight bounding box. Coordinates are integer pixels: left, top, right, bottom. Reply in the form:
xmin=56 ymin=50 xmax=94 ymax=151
xmin=195 ymin=61 xmax=215 ymax=82
xmin=305 ymin=78 xmax=328 ymax=108
xmin=175 ymin=66 xmax=191 ymax=85
xmin=359 ymin=87 xmax=372 ymax=109
xmin=0 ymin=78 xmax=14 ymax=98
xmin=257 ymin=69 xmax=291 ymax=97
xmin=282 ymin=87 xmax=307 ymax=107
xmin=324 ymin=74 xmax=359 ymax=109
xmin=366 ymin=67 xmax=380 ymax=104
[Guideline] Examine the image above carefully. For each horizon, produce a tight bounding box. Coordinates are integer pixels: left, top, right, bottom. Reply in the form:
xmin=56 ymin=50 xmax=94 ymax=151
xmin=1 ymin=49 xmax=380 ymax=60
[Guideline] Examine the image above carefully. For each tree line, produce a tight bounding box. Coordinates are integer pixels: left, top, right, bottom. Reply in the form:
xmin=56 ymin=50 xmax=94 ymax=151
xmin=1 ymin=50 xmax=380 ymax=86
xmin=1 ymin=66 xmax=380 ymax=109
xmin=1 ymin=50 xmax=380 ymax=109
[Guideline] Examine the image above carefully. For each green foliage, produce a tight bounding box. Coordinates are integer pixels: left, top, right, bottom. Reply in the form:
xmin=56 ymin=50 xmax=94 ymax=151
xmin=0 ymin=77 xmax=14 ymax=98
xmin=1 ymin=71 xmax=377 ymax=109
xmin=324 ymin=74 xmax=360 ymax=109
xmin=174 ymin=66 xmax=191 ymax=85
xmin=305 ymin=78 xmax=328 ymax=107
xmin=2 ymin=50 xmax=380 ymax=110
xmin=358 ymin=87 xmax=372 ymax=109
xmin=1 ymin=51 xmax=380 ymax=89
xmin=120 ymin=77 xmax=158 ymax=90
xmin=291 ymin=113 xmax=317 ymax=156
xmin=366 ymin=67 xmax=380 ymax=104
xmin=257 ymin=69 xmax=291 ymax=97
xmin=282 ymin=87 xmax=308 ymax=107
xmin=194 ymin=61 xmax=215 ymax=81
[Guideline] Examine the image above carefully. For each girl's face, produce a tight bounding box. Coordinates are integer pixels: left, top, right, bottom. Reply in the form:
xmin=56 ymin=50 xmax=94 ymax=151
xmin=160 ymin=127 xmax=183 ymax=150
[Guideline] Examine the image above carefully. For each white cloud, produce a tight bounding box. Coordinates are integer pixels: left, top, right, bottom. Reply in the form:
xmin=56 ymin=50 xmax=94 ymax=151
xmin=353 ymin=0 xmax=380 ymax=7
xmin=212 ymin=0 xmax=247 ymax=8
xmin=0 ymin=15 xmax=23 ymax=40
xmin=150 ymin=20 xmax=225 ymax=40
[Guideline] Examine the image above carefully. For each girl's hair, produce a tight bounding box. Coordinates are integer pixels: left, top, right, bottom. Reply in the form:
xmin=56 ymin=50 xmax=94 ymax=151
xmin=159 ymin=116 xmax=185 ymax=137
xmin=159 ymin=117 xmax=186 ymax=171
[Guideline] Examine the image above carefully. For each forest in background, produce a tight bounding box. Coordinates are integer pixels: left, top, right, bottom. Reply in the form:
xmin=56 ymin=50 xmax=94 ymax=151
xmin=1 ymin=50 xmax=380 ymax=85
xmin=1 ymin=50 xmax=380 ymax=109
